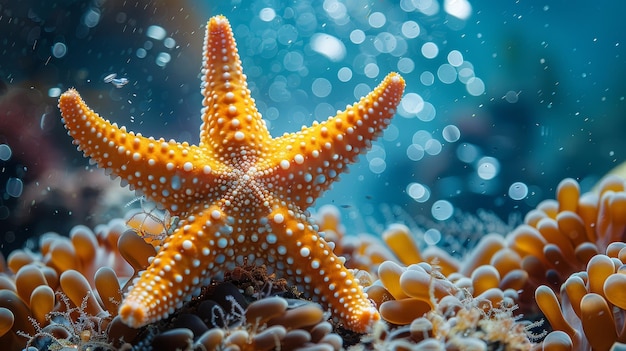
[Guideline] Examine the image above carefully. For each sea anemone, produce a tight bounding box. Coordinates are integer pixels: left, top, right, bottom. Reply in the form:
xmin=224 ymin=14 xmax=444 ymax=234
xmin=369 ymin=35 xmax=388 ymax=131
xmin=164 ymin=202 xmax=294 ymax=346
xmin=4 ymin=176 xmax=626 ymax=350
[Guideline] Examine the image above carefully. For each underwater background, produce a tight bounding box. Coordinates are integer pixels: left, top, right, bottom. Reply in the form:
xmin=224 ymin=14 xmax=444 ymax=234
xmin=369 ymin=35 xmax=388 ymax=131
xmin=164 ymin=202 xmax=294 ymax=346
xmin=1 ymin=0 xmax=625 ymax=256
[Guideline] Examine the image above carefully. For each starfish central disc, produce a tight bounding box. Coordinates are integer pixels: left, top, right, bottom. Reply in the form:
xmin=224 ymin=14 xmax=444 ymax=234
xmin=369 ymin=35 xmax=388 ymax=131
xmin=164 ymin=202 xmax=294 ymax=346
xmin=58 ymin=15 xmax=405 ymax=332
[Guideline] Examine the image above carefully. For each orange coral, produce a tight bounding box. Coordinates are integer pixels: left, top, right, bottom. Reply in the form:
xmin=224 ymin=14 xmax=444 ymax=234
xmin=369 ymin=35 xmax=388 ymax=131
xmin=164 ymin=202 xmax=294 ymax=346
xmin=5 ymin=174 xmax=626 ymax=350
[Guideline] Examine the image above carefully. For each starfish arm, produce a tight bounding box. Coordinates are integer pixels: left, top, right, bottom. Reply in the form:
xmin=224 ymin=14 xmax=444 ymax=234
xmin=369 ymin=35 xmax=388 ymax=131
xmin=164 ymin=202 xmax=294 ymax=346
xmin=266 ymin=204 xmax=380 ymax=332
xmin=199 ymin=15 xmax=272 ymax=158
xmin=58 ymin=89 xmax=223 ymax=216
xmin=266 ymin=72 xmax=405 ymax=209
xmin=119 ymin=205 xmax=229 ymax=328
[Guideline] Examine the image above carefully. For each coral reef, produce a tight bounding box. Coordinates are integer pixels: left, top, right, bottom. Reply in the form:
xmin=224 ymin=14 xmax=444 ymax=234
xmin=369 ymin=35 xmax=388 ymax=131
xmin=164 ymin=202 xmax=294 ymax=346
xmin=2 ymin=175 xmax=626 ymax=350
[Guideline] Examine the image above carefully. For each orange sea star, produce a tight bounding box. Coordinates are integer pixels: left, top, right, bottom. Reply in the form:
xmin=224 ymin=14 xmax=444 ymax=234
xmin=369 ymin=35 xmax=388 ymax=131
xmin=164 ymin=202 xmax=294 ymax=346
xmin=58 ymin=15 xmax=405 ymax=332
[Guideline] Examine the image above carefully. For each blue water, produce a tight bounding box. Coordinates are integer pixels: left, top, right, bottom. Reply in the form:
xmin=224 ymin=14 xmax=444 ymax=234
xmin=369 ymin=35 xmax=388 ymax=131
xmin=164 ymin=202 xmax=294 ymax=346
xmin=1 ymin=0 xmax=625 ymax=255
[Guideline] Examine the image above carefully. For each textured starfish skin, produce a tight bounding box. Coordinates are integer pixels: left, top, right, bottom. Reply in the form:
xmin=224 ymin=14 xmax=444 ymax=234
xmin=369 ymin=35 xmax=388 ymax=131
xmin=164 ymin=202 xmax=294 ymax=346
xmin=58 ymin=15 xmax=405 ymax=332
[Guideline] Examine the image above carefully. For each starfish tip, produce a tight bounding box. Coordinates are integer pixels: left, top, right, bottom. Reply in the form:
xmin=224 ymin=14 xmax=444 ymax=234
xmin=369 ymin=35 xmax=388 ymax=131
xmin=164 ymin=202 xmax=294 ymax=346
xmin=59 ymin=88 xmax=79 ymax=101
xmin=351 ymin=306 xmax=381 ymax=333
xmin=119 ymin=300 xmax=149 ymax=328
xmin=208 ymin=14 xmax=230 ymax=29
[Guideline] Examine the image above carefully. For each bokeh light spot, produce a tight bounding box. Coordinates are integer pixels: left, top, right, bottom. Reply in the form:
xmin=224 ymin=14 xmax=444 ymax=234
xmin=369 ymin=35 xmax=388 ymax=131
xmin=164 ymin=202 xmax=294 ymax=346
xmin=374 ymin=32 xmax=397 ymax=53
xmin=416 ymin=102 xmax=436 ymax=122
xmin=401 ymin=20 xmax=420 ymax=38
xmin=369 ymin=157 xmax=386 ymax=174
xmin=284 ymin=51 xmax=304 ymax=72
xmin=466 ymin=77 xmax=486 ymax=96
xmin=442 ymin=125 xmax=461 ymax=142
xmin=425 ymin=139 xmax=442 ymax=155
xmin=397 ymin=57 xmax=415 ymax=74
xmin=350 ymin=29 xmax=366 ymax=44
xmin=310 ymin=33 xmax=346 ymax=62
xmin=6 ymin=178 xmax=23 ymax=198
xmin=51 ymin=42 xmax=67 ymax=58
xmin=337 ymin=67 xmax=353 ymax=82
xmin=364 ymin=63 xmax=380 ymax=78
xmin=401 ymin=93 xmax=424 ymax=115
xmin=407 ymin=182 xmax=430 ymax=202
xmin=437 ymin=63 xmax=457 ymax=84
xmin=0 ymin=144 xmax=12 ymax=161
xmin=456 ymin=143 xmax=480 ymax=163
xmin=477 ymin=156 xmax=500 ymax=180
xmin=259 ymin=8 xmax=276 ymax=22
xmin=406 ymin=144 xmax=425 ymax=161
xmin=421 ymin=42 xmax=439 ymax=59
xmin=444 ymin=0 xmax=472 ymax=19
xmin=146 ymin=25 xmax=167 ymax=40
xmin=432 ymin=200 xmax=454 ymax=220
xmin=420 ymin=71 xmax=435 ymax=86
xmin=312 ymin=78 xmax=332 ymax=98
xmin=368 ymin=12 xmax=386 ymax=28
xmin=447 ymin=50 xmax=464 ymax=66
xmin=509 ymin=182 xmax=529 ymax=200
xmin=424 ymin=228 xmax=442 ymax=245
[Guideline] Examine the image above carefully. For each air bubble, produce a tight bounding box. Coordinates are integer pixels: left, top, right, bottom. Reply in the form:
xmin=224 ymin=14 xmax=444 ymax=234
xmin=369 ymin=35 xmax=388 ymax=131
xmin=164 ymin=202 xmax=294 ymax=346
xmin=364 ymin=63 xmax=380 ymax=78
xmin=374 ymin=32 xmax=397 ymax=53
xmin=164 ymin=37 xmax=176 ymax=49
xmin=310 ymin=33 xmax=346 ymax=62
xmin=424 ymin=228 xmax=441 ymax=245
xmin=350 ymin=29 xmax=366 ymax=44
xmin=337 ymin=67 xmax=352 ymax=82
xmin=444 ymin=0 xmax=472 ymax=19
xmin=415 ymin=0 xmax=440 ymax=16
xmin=509 ymin=182 xmax=529 ymax=200
xmin=424 ymin=139 xmax=442 ymax=155
xmin=447 ymin=50 xmax=464 ymax=66
xmin=416 ymin=102 xmax=436 ymax=122
xmin=420 ymin=71 xmax=435 ymax=86
xmin=136 ymin=48 xmax=147 ymax=58
xmin=146 ymin=25 xmax=167 ymax=40
xmin=312 ymin=78 xmax=332 ymax=98
xmin=277 ymin=25 xmax=298 ymax=45
xmin=155 ymin=52 xmax=171 ymax=67
xmin=324 ymin=0 xmax=347 ymax=19
xmin=421 ymin=42 xmax=439 ymax=59
xmin=259 ymin=8 xmax=276 ymax=21
xmin=442 ymin=125 xmax=461 ymax=142
xmin=437 ymin=64 xmax=457 ymax=84
xmin=456 ymin=143 xmax=480 ymax=163
xmin=466 ymin=77 xmax=485 ymax=96
xmin=401 ymin=21 xmax=420 ymax=39
xmin=504 ymin=91 xmax=519 ymax=103
xmin=406 ymin=144 xmax=425 ymax=161
xmin=458 ymin=67 xmax=475 ymax=84
xmin=412 ymin=130 xmax=432 ymax=146
xmin=353 ymin=83 xmax=372 ymax=100
xmin=477 ymin=157 xmax=500 ymax=180
xmin=369 ymin=157 xmax=386 ymax=174
xmin=407 ymin=182 xmax=430 ymax=202
xmin=397 ymin=57 xmax=415 ymax=74
xmin=104 ymin=73 xmax=117 ymax=83
xmin=0 ymin=144 xmax=12 ymax=161
xmin=284 ymin=51 xmax=304 ymax=72
xmin=83 ymin=8 xmax=101 ymax=28
xmin=51 ymin=42 xmax=67 ymax=58
xmin=48 ymin=87 xmax=61 ymax=98
xmin=401 ymin=93 xmax=424 ymax=114
xmin=368 ymin=12 xmax=386 ymax=28
xmin=6 ymin=178 xmax=23 ymax=198
xmin=432 ymin=200 xmax=454 ymax=221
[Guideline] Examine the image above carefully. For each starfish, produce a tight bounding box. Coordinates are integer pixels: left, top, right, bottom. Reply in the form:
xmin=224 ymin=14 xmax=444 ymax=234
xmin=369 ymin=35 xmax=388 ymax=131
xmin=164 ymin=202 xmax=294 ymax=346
xmin=58 ymin=15 xmax=405 ymax=332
